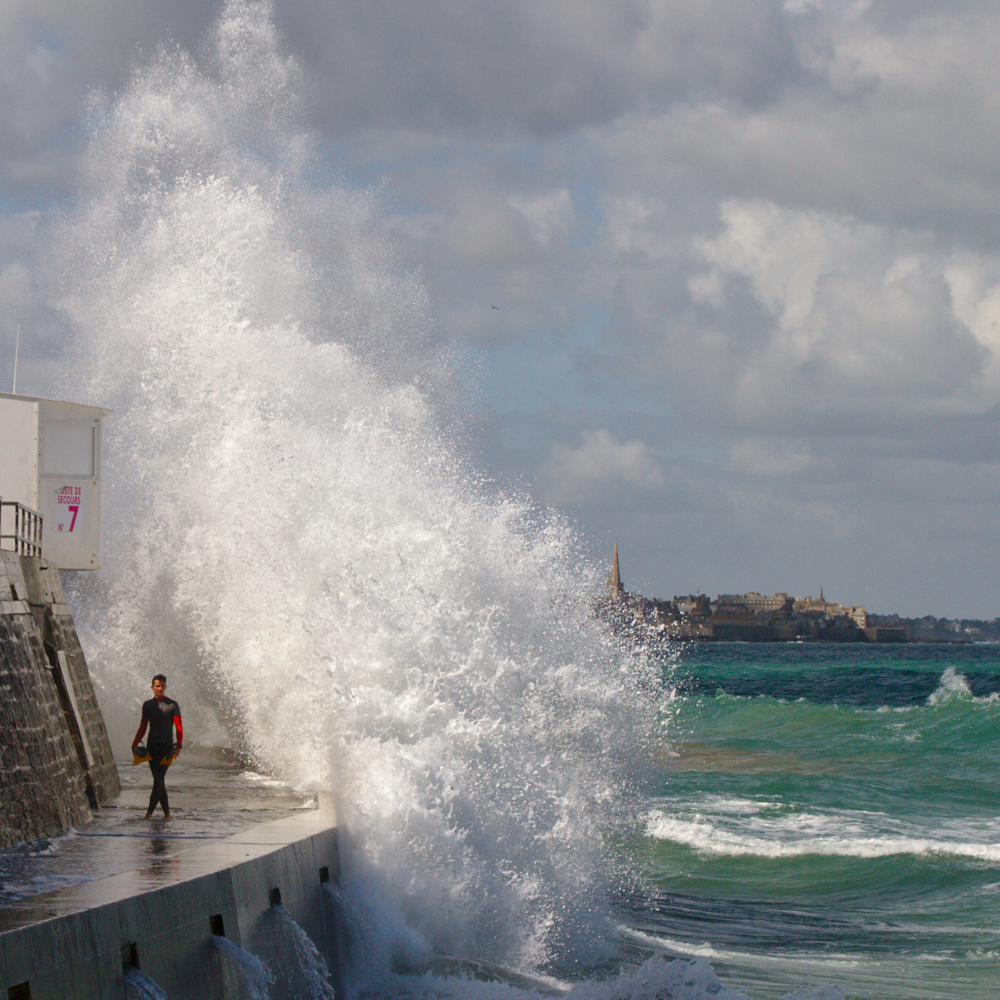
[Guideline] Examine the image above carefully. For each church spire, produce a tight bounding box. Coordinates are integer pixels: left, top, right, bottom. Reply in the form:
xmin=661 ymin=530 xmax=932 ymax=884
xmin=607 ymin=540 xmax=624 ymax=600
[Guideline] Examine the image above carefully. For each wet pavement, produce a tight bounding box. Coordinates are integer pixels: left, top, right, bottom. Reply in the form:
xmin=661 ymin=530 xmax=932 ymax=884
xmin=0 ymin=747 xmax=324 ymax=927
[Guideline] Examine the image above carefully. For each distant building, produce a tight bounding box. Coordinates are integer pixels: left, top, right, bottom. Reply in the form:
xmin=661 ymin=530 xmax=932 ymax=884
xmin=794 ymin=588 xmax=869 ymax=629
xmin=607 ymin=540 xmax=626 ymax=601
xmin=716 ymin=591 xmax=793 ymax=616
xmin=674 ymin=594 xmax=711 ymax=618
xmin=710 ymin=598 xmax=754 ymax=622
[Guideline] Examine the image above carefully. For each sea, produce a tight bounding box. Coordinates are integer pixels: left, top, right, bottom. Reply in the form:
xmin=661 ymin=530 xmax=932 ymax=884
xmin=623 ymin=641 xmax=1000 ymax=1000
xmin=28 ymin=2 xmax=997 ymax=998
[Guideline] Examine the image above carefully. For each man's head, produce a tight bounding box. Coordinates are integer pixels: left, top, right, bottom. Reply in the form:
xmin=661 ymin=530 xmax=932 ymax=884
xmin=151 ymin=674 xmax=167 ymax=698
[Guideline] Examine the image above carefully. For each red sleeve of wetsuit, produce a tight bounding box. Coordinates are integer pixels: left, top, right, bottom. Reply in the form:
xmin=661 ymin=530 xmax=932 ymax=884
xmin=132 ymin=717 xmax=148 ymax=749
xmin=175 ymin=714 xmax=183 ymax=747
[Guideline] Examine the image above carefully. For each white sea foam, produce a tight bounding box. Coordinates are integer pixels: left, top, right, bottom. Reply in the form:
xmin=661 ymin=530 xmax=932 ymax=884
xmin=563 ymin=956 xmax=759 ymax=1000
xmin=927 ymin=666 xmax=973 ymax=705
xmin=620 ymin=926 xmax=861 ymax=979
xmin=645 ymin=801 xmax=1000 ymax=860
xmin=45 ymin=0 xmax=666 ymax=980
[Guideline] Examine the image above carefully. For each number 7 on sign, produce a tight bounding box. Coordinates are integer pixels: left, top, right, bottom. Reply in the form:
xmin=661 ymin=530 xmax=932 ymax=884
xmin=68 ymin=505 xmax=79 ymax=531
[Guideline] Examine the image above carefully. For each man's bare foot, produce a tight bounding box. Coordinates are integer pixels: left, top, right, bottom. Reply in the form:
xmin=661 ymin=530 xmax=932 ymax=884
xmin=144 ymin=812 xmax=152 ymax=820
xmin=164 ymin=813 xmax=171 ymax=820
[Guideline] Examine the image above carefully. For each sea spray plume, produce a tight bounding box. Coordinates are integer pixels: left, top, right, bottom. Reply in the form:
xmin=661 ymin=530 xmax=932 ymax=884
xmin=49 ymin=0 xmax=666 ymax=978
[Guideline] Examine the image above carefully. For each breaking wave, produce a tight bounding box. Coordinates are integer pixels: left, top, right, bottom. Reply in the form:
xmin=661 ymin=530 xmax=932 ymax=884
xmin=43 ymin=0 xmax=665 ymax=981
xmin=645 ymin=797 xmax=1000 ymax=861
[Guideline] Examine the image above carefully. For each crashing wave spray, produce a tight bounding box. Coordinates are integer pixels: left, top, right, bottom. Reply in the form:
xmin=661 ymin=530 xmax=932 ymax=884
xmin=45 ymin=0 xmax=664 ymax=981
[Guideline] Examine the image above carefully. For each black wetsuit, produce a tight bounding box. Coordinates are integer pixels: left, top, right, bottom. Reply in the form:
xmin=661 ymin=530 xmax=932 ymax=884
xmin=142 ymin=696 xmax=181 ymax=816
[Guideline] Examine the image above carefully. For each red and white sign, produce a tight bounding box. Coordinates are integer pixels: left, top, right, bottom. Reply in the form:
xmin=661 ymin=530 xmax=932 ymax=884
xmin=55 ymin=485 xmax=82 ymax=533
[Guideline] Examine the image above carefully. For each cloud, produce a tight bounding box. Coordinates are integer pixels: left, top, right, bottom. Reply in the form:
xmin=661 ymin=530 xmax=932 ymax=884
xmin=0 ymin=211 xmax=74 ymax=393
xmin=601 ymin=196 xmax=1000 ymax=439
xmin=541 ymin=429 xmax=665 ymax=507
xmin=507 ymin=189 xmax=575 ymax=247
xmin=5 ymin=0 xmax=1000 ymax=613
xmin=602 ymin=2 xmax=1000 ymax=242
xmin=693 ymin=200 xmax=991 ymax=414
xmin=0 ymin=0 xmax=214 ymax=203
xmin=274 ymin=0 xmax=646 ymax=136
xmin=726 ymin=437 xmax=817 ymax=479
xmin=259 ymin=0 xmax=810 ymax=140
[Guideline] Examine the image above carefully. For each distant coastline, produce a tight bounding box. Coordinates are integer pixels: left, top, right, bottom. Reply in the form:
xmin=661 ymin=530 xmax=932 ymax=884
xmin=599 ymin=543 xmax=998 ymax=644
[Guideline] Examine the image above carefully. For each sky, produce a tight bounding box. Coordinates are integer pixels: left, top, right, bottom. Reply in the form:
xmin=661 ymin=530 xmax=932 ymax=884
xmin=2 ymin=0 xmax=1000 ymax=619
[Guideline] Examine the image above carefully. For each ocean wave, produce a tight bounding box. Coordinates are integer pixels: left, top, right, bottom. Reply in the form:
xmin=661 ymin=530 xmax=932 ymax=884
xmin=927 ymin=667 xmax=974 ymax=705
xmin=668 ymin=658 xmax=1000 ymax=710
xmin=619 ymin=926 xmax=862 ymax=980
xmin=617 ymin=927 xmax=1000 ymax=999
xmin=645 ymin=807 xmax=1000 ymax=860
xmin=681 ymin=796 xmax=785 ymax=815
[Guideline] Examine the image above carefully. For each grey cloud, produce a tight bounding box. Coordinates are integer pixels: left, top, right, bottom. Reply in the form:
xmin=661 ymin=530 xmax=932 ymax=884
xmin=602 ymin=434 xmax=1000 ymax=617
xmin=0 ymin=1 xmax=214 ymax=202
xmin=0 ymin=214 xmax=76 ymax=395
xmin=274 ymin=0 xmax=643 ymax=136
xmin=605 ymin=4 xmax=1000 ymax=244
xmin=275 ymin=0 xmax=805 ymax=137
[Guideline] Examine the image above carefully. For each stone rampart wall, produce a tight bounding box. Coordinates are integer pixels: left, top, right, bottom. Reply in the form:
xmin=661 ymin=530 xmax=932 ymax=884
xmin=0 ymin=551 xmax=120 ymax=849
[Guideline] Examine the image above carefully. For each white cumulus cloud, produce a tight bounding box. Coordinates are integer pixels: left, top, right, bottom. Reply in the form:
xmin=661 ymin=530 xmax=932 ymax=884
xmin=542 ymin=429 xmax=665 ymax=507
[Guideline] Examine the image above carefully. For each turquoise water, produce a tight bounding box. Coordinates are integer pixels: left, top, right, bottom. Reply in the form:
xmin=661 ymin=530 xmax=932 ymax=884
xmin=623 ymin=643 xmax=1000 ymax=999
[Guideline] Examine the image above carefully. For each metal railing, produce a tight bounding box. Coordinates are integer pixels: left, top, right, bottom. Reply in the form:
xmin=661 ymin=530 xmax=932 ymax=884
xmin=0 ymin=498 xmax=43 ymax=557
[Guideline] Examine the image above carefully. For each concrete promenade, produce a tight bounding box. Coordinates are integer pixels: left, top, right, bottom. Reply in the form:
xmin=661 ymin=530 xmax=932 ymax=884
xmin=0 ymin=749 xmax=344 ymax=999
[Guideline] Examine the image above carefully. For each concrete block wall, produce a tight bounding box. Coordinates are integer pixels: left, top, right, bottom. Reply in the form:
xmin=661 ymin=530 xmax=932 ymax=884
xmin=0 ymin=814 xmax=344 ymax=1000
xmin=0 ymin=552 xmax=120 ymax=850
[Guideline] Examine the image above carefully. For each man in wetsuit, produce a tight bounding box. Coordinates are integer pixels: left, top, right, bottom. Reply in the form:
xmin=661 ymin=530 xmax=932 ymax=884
xmin=131 ymin=674 xmax=183 ymax=819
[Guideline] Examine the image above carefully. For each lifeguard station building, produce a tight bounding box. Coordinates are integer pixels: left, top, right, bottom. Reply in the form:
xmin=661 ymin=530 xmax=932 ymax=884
xmin=0 ymin=392 xmax=110 ymax=570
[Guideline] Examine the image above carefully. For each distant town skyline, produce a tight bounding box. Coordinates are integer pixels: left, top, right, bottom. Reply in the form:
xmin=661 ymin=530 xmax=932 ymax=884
xmin=604 ymin=549 xmax=998 ymax=644
xmin=605 ymin=542 xmax=994 ymax=623
xmin=3 ymin=1 xmax=1000 ymax=618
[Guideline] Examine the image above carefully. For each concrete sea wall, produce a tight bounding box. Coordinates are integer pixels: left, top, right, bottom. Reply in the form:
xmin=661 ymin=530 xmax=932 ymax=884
xmin=0 ymin=806 xmax=345 ymax=999
xmin=0 ymin=552 xmax=119 ymax=849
